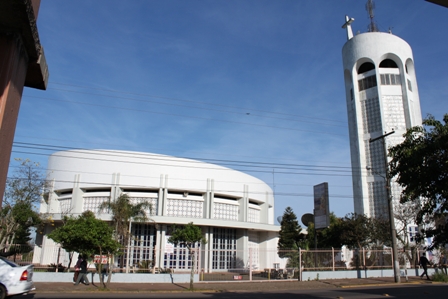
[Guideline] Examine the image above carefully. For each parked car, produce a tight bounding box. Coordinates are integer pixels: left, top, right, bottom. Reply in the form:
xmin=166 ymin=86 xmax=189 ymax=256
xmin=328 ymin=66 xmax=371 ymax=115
xmin=0 ymin=256 xmax=35 ymax=299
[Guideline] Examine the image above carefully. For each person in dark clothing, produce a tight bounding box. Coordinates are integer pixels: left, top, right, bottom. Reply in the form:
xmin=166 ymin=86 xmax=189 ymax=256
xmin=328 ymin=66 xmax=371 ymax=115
xmin=74 ymin=257 xmax=90 ymax=285
xmin=440 ymin=254 xmax=447 ymax=275
xmin=73 ymin=256 xmax=82 ymax=282
xmin=419 ymin=253 xmax=430 ymax=280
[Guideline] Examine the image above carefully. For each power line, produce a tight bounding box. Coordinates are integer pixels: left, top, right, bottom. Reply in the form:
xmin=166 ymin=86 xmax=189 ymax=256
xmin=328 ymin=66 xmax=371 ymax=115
xmin=12 ymin=142 xmax=354 ymax=176
xmin=7 ymin=144 xmax=357 ymax=206
xmin=8 ymin=142 xmax=371 ymax=205
xmin=13 ymin=133 xmax=351 ymax=168
xmin=6 ymin=175 xmax=354 ymax=201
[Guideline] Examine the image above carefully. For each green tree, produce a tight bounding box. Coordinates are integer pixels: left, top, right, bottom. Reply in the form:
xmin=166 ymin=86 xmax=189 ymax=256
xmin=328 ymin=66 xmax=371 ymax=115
xmin=47 ymin=215 xmax=84 ymax=271
xmin=1 ymin=159 xmax=46 ymax=250
xmin=278 ymin=207 xmax=306 ymax=250
xmin=388 ymin=114 xmax=448 ymax=249
xmin=277 ymin=207 xmax=307 ymax=268
xmin=168 ymin=222 xmax=207 ymax=290
xmin=337 ymin=213 xmax=390 ymax=270
xmin=305 ymin=213 xmax=345 ymax=249
xmin=339 ymin=213 xmax=390 ymax=250
xmin=48 ymin=211 xmax=121 ymax=287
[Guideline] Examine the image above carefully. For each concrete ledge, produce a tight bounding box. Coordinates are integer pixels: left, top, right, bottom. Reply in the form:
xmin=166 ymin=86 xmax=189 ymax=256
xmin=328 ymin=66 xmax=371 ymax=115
xmin=34 ymin=269 xmax=437 ymax=283
xmin=33 ymin=272 xmax=198 ymax=283
xmin=301 ymin=268 xmax=436 ymax=281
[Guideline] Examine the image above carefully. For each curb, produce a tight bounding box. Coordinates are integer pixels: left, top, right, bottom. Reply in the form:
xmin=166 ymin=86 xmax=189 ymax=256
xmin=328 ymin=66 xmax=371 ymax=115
xmin=337 ymin=280 xmax=445 ymax=289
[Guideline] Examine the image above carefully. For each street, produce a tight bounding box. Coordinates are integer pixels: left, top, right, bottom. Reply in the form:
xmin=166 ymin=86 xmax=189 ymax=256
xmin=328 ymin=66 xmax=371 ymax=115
xmin=22 ymin=284 xmax=448 ymax=299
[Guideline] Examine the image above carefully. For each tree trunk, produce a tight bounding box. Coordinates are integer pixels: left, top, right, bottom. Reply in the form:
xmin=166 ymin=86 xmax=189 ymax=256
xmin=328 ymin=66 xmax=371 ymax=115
xmin=106 ymin=254 xmax=113 ymax=284
xmin=98 ymin=248 xmax=107 ymax=288
xmin=66 ymin=252 xmax=73 ymax=272
xmin=189 ymin=247 xmax=195 ymax=290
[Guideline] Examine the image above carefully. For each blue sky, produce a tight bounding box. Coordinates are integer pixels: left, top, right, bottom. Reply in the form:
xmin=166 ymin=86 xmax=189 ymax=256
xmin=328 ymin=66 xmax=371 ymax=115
xmin=10 ymin=0 xmax=448 ymax=224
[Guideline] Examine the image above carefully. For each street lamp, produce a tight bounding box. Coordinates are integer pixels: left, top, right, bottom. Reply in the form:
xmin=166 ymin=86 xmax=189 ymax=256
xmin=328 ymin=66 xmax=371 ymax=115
xmin=369 ymin=131 xmax=401 ymax=283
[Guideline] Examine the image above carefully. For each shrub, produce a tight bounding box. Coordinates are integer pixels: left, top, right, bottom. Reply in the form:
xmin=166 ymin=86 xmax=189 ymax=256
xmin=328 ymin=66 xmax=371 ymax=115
xmin=138 ymin=260 xmax=152 ymax=269
xmin=432 ymin=272 xmax=448 ymax=282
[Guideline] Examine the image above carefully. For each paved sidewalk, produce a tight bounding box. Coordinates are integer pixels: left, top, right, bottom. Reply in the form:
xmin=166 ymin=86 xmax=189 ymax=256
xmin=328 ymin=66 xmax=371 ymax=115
xmin=32 ymin=276 xmax=438 ymax=294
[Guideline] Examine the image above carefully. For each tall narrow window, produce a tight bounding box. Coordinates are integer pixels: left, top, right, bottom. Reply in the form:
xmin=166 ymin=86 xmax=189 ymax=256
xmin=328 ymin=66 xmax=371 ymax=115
xmin=380 ymin=74 xmax=401 ymax=86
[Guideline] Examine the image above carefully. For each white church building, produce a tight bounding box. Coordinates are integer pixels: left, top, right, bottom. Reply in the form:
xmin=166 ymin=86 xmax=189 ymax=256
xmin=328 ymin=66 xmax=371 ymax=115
xmin=34 ymin=150 xmax=280 ymax=272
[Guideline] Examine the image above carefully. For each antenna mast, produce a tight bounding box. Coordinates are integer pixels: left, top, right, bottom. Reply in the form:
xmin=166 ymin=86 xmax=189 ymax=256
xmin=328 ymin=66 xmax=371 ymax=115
xmin=366 ymin=0 xmax=379 ymax=32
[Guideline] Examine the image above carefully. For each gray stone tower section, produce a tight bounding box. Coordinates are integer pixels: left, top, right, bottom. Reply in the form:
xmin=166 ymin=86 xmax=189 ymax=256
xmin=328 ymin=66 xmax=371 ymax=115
xmin=341 ymin=21 xmax=422 ymax=218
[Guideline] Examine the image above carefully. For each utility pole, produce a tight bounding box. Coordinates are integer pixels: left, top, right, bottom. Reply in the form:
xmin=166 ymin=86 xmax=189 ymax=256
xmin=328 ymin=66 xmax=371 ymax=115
xmin=369 ymin=130 xmax=401 ymax=283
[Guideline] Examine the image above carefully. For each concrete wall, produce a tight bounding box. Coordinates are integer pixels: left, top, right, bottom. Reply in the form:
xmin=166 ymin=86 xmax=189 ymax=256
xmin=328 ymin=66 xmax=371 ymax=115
xmin=33 ymin=268 xmax=438 ymax=283
xmin=301 ymin=268 xmax=437 ymax=281
xmin=33 ymin=272 xmax=198 ymax=283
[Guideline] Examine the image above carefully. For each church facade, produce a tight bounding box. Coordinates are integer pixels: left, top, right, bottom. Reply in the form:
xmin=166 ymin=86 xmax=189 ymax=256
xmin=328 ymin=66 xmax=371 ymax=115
xmin=34 ymin=150 xmax=280 ymax=272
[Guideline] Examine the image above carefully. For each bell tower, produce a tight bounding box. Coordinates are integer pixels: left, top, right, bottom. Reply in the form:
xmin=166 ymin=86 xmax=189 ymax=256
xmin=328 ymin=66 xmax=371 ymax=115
xmin=341 ymin=3 xmax=422 ymax=218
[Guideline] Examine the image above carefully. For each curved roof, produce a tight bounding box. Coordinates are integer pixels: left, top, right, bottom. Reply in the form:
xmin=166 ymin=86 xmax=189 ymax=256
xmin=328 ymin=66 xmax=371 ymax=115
xmin=47 ymin=149 xmax=273 ymax=204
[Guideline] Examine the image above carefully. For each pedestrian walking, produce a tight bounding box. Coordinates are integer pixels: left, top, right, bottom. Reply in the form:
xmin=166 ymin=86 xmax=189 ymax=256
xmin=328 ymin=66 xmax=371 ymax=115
xmin=73 ymin=256 xmax=82 ymax=282
xmin=74 ymin=256 xmax=90 ymax=285
xmin=419 ymin=253 xmax=430 ymax=280
xmin=440 ymin=254 xmax=447 ymax=275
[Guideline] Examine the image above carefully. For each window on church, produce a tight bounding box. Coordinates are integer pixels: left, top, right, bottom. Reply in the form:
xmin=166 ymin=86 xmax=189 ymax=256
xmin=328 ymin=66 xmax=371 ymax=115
xmin=380 ymin=74 xmax=401 ymax=86
xmin=379 ymin=59 xmax=398 ymax=68
xmin=358 ymin=62 xmax=375 ymax=74
xmin=358 ymin=75 xmax=377 ymax=91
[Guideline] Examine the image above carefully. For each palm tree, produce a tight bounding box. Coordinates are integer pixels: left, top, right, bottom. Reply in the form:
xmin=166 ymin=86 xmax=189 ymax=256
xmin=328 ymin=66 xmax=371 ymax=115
xmin=99 ymin=193 xmax=153 ymax=276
